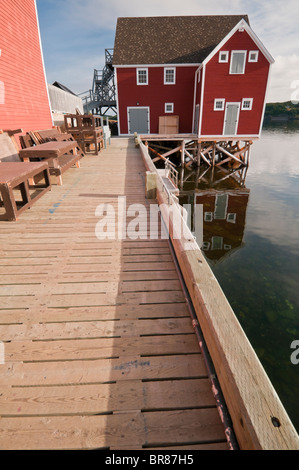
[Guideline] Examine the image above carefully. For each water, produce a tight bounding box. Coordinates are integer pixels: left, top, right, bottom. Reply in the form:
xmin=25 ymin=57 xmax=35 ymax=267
xmin=178 ymin=122 xmax=299 ymax=433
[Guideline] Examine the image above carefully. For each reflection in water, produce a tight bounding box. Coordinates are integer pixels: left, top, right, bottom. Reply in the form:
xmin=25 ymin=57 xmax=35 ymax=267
xmin=179 ymin=166 xmax=249 ymax=264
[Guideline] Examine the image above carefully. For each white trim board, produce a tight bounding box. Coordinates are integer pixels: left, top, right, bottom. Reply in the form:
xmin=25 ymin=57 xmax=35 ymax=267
xmin=202 ymin=19 xmax=274 ymax=66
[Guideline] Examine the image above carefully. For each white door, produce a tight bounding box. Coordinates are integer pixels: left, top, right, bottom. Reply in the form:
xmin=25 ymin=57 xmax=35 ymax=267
xmin=223 ymin=103 xmax=240 ymax=135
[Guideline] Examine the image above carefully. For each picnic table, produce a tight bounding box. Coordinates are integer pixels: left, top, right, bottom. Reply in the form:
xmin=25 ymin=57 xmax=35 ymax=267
xmin=19 ymin=140 xmax=81 ymax=185
xmin=0 ymin=161 xmax=51 ymax=221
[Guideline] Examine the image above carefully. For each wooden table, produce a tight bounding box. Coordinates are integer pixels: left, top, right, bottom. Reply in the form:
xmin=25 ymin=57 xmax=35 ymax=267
xmin=19 ymin=141 xmax=81 ymax=185
xmin=0 ymin=161 xmax=51 ymax=221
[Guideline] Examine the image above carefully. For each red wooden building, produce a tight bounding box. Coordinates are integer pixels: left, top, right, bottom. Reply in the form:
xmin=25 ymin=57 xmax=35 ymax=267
xmin=113 ymin=15 xmax=274 ymax=139
xmin=0 ymin=0 xmax=53 ymax=140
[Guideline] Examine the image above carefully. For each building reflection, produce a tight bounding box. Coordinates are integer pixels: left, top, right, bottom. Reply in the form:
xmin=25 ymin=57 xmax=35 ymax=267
xmin=179 ymin=165 xmax=250 ymax=263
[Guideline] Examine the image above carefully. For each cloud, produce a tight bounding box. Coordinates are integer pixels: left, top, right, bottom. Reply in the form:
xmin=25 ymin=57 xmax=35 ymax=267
xmin=247 ymin=0 xmax=299 ymax=56
xmin=63 ymin=0 xmax=245 ymax=30
xmin=36 ymin=0 xmax=299 ymax=100
xmin=268 ymin=55 xmax=299 ymax=102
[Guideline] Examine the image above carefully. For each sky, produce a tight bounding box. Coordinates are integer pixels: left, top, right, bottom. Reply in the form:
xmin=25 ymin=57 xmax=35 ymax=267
xmin=36 ymin=0 xmax=299 ymax=103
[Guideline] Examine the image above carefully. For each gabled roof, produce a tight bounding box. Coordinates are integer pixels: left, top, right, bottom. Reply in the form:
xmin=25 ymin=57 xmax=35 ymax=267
xmin=113 ymin=15 xmax=250 ymax=66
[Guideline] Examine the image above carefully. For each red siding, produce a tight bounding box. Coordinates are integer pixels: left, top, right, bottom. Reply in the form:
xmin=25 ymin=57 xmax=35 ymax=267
xmin=201 ymin=30 xmax=270 ymax=136
xmin=116 ymin=66 xmax=197 ymax=134
xmin=0 ymin=0 xmax=53 ymax=141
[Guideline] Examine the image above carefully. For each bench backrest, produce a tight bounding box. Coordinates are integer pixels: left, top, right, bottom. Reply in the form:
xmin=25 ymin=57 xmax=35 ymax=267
xmin=0 ymin=133 xmax=21 ymax=162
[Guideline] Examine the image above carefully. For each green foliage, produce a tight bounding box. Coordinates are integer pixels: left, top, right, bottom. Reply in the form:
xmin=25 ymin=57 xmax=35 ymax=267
xmin=265 ymin=101 xmax=299 ymax=118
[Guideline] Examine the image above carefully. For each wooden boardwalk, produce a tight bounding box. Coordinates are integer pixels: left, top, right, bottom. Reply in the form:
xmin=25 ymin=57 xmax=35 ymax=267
xmin=0 ymin=138 xmax=229 ymax=450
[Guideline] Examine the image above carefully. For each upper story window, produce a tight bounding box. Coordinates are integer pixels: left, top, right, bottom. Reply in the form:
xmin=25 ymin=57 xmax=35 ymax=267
xmin=230 ymin=51 xmax=247 ymax=74
xmin=137 ymin=68 xmax=148 ymax=85
xmin=219 ymin=51 xmax=229 ymax=63
xmin=164 ymin=67 xmax=176 ymax=84
xmin=248 ymin=51 xmax=259 ymax=62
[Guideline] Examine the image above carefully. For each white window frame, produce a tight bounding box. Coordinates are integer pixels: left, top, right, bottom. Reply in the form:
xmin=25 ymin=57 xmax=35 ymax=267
xmin=164 ymin=67 xmax=176 ymax=85
xmin=165 ymin=103 xmax=174 ymax=113
xmin=229 ymin=50 xmax=247 ymax=75
xmin=219 ymin=51 xmax=229 ymax=63
xmin=248 ymin=50 xmax=259 ymax=62
xmin=227 ymin=213 xmax=236 ymax=223
xmin=136 ymin=68 xmax=148 ymax=85
xmin=241 ymin=98 xmax=253 ymax=110
xmin=204 ymin=212 xmax=213 ymax=222
xmin=214 ymin=99 xmax=225 ymax=111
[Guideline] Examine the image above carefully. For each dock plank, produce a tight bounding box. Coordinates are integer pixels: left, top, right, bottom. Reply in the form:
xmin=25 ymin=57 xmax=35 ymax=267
xmin=5 ymin=334 xmax=199 ymax=362
xmin=0 ymin=137 xmax=228 ymax=450
xmin=0 ymin=354 xmax=206 ymax=386
xmin=0 ymin=378 xmax=215 ymax=416
xmin=0 ymin=409 xmax=228 ymax=450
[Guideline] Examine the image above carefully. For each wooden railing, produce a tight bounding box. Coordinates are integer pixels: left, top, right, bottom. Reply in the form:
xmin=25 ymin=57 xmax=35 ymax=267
xmin=165 ymin=159 xmax=179 ymax=188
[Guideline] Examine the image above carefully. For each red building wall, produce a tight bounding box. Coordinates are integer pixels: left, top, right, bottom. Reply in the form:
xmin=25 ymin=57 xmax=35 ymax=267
xmin=116 ymin=65 xmax=197 ymax=134
xmin=200 ymin=30 xmax=270 ymax=136
xmin=0 ymin=0 xmax=53 ymax=140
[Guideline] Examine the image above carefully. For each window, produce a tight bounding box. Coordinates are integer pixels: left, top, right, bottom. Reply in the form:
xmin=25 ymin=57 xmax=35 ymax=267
xmin=242 ymin=98 xmax=253 ymax=110
xmin=219 ymin=51 xmax=229 ymax=63
xmin=248 ymin=51 xmax=259 ymax=62
xmin=165 ymin=103 xmax=174 ymax=113
xmin=227 ymin=213 xmax=236 ymax=223
xmin=214 ymin=99 xmax=225 ymax=111
xmin=230 ymin=51 xmax=247 ymax=74
xmin=137 ymin=68 xmax=148 ymax=85
xmin=164 ymin=67 xmax=176 ymax=84
xmin=204 ymin=212 xmax=213 ymax=222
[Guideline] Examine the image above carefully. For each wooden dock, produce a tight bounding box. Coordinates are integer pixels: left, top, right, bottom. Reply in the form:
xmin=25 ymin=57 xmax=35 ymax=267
xmin=0 ymin=138 xmax=229 ymax=450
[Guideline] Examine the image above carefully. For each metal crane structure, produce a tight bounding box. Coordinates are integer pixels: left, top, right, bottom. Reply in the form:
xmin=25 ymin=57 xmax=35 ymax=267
xmin=78 ymin=49 xmax=116 ymax=116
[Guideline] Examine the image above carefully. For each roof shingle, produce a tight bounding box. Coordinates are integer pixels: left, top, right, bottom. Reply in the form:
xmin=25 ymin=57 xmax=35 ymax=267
xmin=113 ymin=15 xmax=249 ymax=65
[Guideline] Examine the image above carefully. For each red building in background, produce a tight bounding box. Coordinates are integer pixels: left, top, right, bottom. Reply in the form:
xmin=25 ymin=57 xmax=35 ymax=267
xmin=113 ymin=16 xmax=274 ymax=138
xmin=0 ymin=0 xmax=53 ymax=139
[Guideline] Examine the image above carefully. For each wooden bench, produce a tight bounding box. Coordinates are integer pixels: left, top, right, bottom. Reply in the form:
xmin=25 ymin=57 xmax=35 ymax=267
xmin=0 ymin=131 xmax=52 ymax=221
xmin=19 ymin=128 xmax=85 ymax=158
xmin=0 ymin=161 xmax=51 ymax=221
xmin=19 ymin=140 xmax=82 ymax=185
